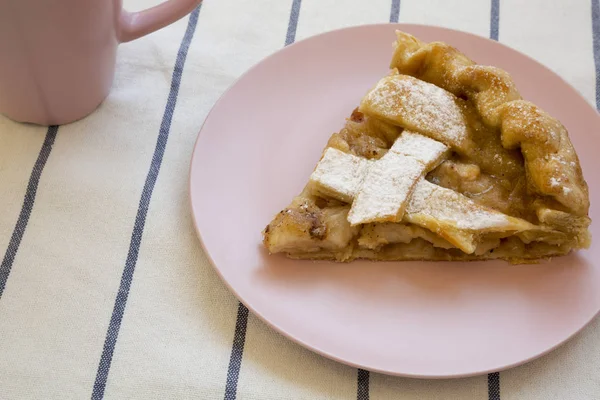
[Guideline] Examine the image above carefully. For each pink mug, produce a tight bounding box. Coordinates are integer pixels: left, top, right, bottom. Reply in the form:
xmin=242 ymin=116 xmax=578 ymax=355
xmin=0 ymin=0 xmax=202 ymax=126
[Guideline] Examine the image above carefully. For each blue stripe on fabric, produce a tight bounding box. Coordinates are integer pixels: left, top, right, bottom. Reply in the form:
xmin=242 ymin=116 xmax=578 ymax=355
xmin=0 ymin=125 xmax=58 ymax=299
xmin=357 ymin=369 xmax=370 ymax=400
xmin=90 ymin=6 xmax=201 ymax=399
xmin=490 ymin=0 xmax=500 ymax=41
xmin=488 ymin=372 xmax=500 ymax=400
xmin=390 ymin=0 xmax=401 ymax=23
xmin=223 ymin=303 xmax=250 ymax=400
xmin=285 ymin=0 xmax=302 ymax=46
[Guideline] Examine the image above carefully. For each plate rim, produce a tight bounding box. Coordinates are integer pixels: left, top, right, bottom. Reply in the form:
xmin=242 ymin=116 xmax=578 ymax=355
xmin=189 ymin=23 xmax=600 ymax=378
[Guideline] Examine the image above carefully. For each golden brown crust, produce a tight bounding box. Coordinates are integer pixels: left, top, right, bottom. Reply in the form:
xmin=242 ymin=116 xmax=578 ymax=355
xmin=390 ymin=31 xmax=590 ymax=217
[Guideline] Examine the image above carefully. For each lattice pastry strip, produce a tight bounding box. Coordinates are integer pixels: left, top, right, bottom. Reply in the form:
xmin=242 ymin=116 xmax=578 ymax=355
xmin=359 ymin=72 xmax=471 ymax=151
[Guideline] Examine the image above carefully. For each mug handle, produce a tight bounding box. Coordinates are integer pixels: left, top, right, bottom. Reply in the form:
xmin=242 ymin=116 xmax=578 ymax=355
xmin=118 ymin=0 xmax=202 ymax=43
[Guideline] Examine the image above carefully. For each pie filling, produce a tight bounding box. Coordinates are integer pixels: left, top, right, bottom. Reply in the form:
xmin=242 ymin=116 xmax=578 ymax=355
xmin=262 ymin=31 xmax=591 ymax=263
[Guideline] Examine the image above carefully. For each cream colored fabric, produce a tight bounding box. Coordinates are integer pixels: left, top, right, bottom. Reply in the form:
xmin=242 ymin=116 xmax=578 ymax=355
xmin=0 ymin=0 xmax=598 ymax=399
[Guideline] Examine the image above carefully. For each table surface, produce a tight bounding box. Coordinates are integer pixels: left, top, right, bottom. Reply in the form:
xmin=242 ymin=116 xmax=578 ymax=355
xmin=1 ymin=0 xmax=599 ymax=399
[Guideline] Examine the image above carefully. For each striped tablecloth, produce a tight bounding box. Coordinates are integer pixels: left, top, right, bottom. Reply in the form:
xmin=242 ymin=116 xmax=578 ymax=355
xmin=1 ymin=0 xmax=599 ymax=399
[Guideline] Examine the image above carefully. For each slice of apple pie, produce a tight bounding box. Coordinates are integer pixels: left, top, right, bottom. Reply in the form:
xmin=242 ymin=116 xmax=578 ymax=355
xmin=262 ymin=31 xmax=591 ymax=263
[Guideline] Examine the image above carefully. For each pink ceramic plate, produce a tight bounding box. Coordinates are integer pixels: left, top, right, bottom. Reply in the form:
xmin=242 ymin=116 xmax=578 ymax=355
xmin=189 ymin=24 xmax=600 ymax=378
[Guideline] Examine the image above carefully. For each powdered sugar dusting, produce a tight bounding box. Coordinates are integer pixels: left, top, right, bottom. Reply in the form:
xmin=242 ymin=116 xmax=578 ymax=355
xmin=547 ymin=154 xmax=576 ymax=198
xmin=510 ymin=102 xmax=560 ymax=143
xmin=310 ymin=148 xmax=371 ymax=202
xmin=407 ymin=180 xmax=525 ymax=231
xmin=391 ymin=130 xmax=449 ymax=164
xmin=348 ymin=153 xmax=423 ymax=225
xmin=549 ymin=177 xmax=561 ymax=187
xmin=362 ymin=74 xmax=468 ymax=147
